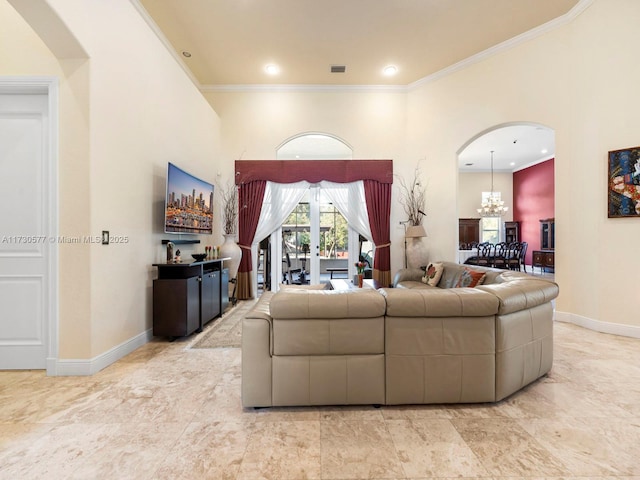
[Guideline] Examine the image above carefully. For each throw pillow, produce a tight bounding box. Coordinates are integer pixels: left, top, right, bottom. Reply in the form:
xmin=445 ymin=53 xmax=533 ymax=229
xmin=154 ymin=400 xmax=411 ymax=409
xmin=455 ymin=267 xmax=487 ymax=288
xmin=438 ymin=268 xmax=461 ymax=288
xmin=421 ymin=262 xmax=444 ymax=287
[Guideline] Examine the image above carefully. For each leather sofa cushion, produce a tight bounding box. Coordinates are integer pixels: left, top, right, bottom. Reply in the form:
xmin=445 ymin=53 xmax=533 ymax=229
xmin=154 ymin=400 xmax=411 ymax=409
xmin=272 ymin=354 xmax=385 ymax=406
xmin=270 ymin=289 xmax=386 ymax=319
xmin=270 ymin=290 xmax=386 ymax=356
xmin=380 ymin=287 xmax=499 ymax=317
xmin=273 ymin=317 xmax=384 ymax=355
xmin=386 ymin=315 xmax=495 ymax=355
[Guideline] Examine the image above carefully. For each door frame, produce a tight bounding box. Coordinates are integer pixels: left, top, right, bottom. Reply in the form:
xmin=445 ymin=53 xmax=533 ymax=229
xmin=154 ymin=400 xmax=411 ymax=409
xmin=0 ymin=76 xmax=59 ymax=375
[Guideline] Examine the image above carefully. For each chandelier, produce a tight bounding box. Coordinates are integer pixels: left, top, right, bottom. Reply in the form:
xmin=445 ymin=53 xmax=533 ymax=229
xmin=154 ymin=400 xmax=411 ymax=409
xmin=477 ymin=150 xmax=509 ymax=217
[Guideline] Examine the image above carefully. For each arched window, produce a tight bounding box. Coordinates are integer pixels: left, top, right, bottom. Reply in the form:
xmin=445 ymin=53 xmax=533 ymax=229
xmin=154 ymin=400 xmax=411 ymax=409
xmin=276 ymin=133 xmax=353 ymax=160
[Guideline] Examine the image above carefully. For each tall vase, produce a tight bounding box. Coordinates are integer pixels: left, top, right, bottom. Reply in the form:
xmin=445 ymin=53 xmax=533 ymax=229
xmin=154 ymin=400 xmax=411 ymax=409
xmin=406 ymin=237 xmax=429 ymax=269
xmin=219 ymin=233 xmax=242 ymax=279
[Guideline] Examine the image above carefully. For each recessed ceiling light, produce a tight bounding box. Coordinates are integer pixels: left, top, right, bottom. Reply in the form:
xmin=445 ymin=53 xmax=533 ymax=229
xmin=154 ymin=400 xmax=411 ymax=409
xmin=182 ymin=51 xmax=192 ymax=58
xmin=541 ymin=149 xmax=548 ymax=154
xmin=383 ymin=65 xmax=398 ymax=76
xmin=510 ymin=162 xmax=516 ymax=166
xmin=264 ymin=64 xmax=280 ymax=75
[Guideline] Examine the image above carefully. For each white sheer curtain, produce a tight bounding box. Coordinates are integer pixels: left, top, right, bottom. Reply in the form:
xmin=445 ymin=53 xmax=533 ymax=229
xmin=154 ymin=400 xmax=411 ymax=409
xmin=251 ymin=180 xmax=371 ymax=292
xmin=320 ymin=180 xmax=372 ymax=240
xmin=254 ymin=181 xmax=309 ymax=243
xmin=251 ymin=181 xmax=309 ymax=294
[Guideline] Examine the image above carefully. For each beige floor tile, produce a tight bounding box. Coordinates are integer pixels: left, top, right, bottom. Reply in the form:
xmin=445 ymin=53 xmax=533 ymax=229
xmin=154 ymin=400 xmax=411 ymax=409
xmin=381 ymin=404 xmax=454 ymax=420
xmin=0 ymin=422 xmax=53 ymax=450
xmin=0 ymin=421 xmax=185 ymax=479
xmin=197 ymin=383 xmax=258 ymax=424
xmin=451 ymin=417 xmax=570 ymax=476
xmin=252 ymin=406 xmax=321 ymax=422
xmin=152 ymin=421 xmax=254 ymax=480
xmin=0 ymin=377 xmax=110 ymax=424
xmin=237 ymin=420 xmax=321 ymax=480
xmin=387 ymin=418 xmax=488 ymax=477
xmin=319 ymin=405 xmax=385 ymax=422
xmin=519 ymin=417 xmax=640 ymax=476
xmin=320 ymin=419 xmax=405 ymax=479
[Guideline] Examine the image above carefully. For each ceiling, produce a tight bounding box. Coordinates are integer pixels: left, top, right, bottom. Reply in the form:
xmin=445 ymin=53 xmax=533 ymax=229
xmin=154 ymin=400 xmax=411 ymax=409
xmin=137 ymin=0 xmax=576 ymax=170
xmin=458 ymin=124 xmax=555 ymax=173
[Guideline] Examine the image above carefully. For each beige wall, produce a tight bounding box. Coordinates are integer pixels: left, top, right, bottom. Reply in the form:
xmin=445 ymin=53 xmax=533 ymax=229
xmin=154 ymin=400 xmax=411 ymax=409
xmin=458 ymin=172 xmax=513 ymax=221
xmin=1 ymin=0 xmax=223 ymax=362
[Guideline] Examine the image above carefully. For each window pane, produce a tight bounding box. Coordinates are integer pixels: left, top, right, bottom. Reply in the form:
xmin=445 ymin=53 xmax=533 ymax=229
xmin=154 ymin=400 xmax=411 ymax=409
xmin=283 ymin=203 xmax=309 ymax=258
xmin=481 ymin=217 xmax=500 ymax=243
xmin=483 ymin=217 xmax=499 ymax=229
xmin=482 ymin=230 xmax=499 ymax=244
xmin=319 ymin=202 xmax=347 ymax=259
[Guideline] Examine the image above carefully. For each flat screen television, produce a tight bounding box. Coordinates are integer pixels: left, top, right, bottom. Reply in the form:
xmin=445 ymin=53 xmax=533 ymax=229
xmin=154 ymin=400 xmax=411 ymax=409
xmin=164 ymin=162 xmax=214 ymax=235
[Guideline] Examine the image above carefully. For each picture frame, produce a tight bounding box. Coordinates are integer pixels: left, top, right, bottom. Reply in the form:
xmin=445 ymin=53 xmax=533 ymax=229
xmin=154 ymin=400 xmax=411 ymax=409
xmin=608 ymin=146 xmax=640 ymax=218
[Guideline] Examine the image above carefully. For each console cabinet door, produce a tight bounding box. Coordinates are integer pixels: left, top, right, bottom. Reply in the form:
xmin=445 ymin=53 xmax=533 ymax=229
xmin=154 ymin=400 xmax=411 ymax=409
xmin=153 ymin=276 xmax=199 ymax=337
xmin=201 ymin=270 xmax=221 ymax=324
xmin=221 ymin=268 xmax=230 ymax=312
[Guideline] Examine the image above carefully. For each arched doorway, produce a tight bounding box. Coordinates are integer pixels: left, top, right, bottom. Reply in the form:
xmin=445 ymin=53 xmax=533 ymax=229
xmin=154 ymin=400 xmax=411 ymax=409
xmin=457 ymin=123 xmax=555 ymax=271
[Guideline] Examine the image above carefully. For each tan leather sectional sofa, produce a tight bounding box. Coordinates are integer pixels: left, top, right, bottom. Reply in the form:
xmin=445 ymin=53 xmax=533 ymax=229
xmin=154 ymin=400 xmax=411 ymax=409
xmin=241 ymin=262 xmax=559 ymax=408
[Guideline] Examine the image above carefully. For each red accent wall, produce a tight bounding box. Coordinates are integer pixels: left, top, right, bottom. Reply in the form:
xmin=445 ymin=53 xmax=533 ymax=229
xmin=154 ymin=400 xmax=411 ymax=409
xmin=512 ymin=159 xmax=554 ymax=266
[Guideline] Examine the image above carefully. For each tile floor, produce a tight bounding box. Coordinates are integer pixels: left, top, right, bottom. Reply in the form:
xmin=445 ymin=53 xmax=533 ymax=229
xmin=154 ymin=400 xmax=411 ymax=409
xmin=0 ymin=318 xmax=639 ymax=479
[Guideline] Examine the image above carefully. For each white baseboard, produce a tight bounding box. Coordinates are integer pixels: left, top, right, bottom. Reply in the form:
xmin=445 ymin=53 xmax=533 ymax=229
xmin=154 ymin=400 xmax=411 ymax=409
xmin=52 ymin=328 xmax=153 ymax=376
xmin=555 ymin=310 xmax=640 ymax=339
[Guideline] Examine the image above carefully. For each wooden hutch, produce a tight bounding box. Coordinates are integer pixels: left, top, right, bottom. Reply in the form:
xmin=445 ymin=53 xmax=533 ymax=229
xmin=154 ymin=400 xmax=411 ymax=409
xmin=532 ymin=218 xmax=554 ymax=272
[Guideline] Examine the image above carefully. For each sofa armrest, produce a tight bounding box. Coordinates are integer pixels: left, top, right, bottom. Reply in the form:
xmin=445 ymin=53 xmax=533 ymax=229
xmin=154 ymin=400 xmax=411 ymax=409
xmin=392 ymin=268 xmax=424 ymax=287
xmin=476 ymin=279 xmax=559 ymax=315
xmin=242 ymin=291 xmax=275 ymax=407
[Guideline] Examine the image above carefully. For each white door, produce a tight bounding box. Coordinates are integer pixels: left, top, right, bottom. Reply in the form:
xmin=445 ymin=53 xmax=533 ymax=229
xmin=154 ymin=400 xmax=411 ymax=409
xmin=0 ymin=92 xmax=51 ymax=369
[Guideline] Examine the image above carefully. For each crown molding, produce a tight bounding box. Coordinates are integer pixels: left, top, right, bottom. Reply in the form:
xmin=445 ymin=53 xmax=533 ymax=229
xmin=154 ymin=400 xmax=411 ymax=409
xmin=200 ymin=83 xmax=408 ymax=93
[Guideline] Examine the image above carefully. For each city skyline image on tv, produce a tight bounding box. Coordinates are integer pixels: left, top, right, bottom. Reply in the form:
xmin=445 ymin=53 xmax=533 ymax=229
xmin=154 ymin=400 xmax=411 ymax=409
xmin=164 ymin=162 xmax=214 ymax=234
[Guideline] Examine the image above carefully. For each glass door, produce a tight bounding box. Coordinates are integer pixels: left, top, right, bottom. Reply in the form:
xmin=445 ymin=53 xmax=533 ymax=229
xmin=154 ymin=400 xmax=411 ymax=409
xmin=279 ymin=186 xmax=351 ymax=287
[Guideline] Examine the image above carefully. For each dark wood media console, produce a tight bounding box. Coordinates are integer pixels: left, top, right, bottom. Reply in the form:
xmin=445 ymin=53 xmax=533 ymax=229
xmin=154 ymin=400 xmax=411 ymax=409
xmin=152 ymin=259 xmax=229 ymax=339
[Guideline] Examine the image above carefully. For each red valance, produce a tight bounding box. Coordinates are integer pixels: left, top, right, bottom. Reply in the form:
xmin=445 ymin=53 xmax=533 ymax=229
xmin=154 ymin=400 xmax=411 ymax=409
xmin=235 ymin=160 xmax=393 ymax=185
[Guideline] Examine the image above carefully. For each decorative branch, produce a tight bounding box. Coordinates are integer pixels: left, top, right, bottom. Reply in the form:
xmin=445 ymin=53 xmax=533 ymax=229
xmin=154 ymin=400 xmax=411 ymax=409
xmin=220 ymin=181 xmax=238 ymax=235
xmin=397 ymin=165 xmax=427 ymax=226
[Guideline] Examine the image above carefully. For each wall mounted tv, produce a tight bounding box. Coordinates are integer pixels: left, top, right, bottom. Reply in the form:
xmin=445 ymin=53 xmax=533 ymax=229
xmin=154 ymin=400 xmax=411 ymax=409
xmin=164 ymin=162 xmax=214 ymax=235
